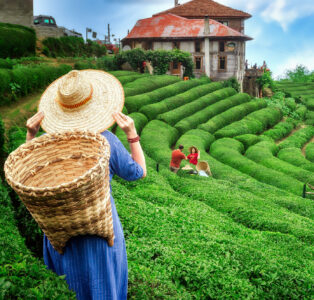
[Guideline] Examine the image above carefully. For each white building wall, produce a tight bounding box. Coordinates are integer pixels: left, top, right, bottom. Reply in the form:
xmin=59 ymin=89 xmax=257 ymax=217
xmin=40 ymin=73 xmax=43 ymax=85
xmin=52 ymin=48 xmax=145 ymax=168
xmin=180 ymin=41 xmax=194 ymax=53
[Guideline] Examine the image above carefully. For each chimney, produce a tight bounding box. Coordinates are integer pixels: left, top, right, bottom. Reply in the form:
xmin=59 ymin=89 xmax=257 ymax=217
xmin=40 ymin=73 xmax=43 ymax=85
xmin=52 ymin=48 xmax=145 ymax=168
xmin=175 ymin=0 xmax=179 ymax=7
xmin=204 ymin=15 xmax=210 ymax=35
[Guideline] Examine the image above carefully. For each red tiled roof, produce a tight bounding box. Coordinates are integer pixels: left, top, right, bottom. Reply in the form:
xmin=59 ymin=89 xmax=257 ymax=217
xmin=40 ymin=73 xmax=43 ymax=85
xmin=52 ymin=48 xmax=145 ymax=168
xmin=124 ymin=14 xmax=252 ymax=40
xmin=154 ymin=0 xmax=251 ymax=19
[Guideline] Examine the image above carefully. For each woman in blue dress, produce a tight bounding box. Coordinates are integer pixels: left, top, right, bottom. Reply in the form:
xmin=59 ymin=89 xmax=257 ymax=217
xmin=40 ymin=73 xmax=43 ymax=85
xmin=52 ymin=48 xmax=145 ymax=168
xmin=26 ymin=111 xmax=147 ymax=300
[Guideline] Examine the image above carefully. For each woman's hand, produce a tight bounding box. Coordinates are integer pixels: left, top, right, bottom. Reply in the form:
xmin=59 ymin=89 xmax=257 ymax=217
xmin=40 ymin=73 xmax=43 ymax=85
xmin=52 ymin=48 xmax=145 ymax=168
xmin=112 ymin=112 xmax=137 ymax=138
xmin=26 ymin=111 xmax=44 ymax=142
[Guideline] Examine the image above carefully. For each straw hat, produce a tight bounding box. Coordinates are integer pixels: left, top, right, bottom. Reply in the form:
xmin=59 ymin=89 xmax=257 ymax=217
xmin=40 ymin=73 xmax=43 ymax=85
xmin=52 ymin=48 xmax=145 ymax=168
xmin=4 ymin=130 xmax=114 ymax=254
xmin=38 ymin=69 xmax=124 ymax=133
xmin=196 ymin=161 xmax=212 ymax=176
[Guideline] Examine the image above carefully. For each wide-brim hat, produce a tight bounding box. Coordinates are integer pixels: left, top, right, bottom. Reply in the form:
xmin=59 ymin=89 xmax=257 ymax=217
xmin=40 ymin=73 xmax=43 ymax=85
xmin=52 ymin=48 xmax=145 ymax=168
xmin=196 ymin=161 xmax=212 ymax=176
xmin=38 ymin=69 xmax=124 ymax=133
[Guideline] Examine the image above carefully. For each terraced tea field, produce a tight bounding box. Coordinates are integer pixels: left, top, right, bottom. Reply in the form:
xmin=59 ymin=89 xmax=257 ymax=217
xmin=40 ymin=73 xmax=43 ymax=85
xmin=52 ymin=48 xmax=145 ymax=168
xmin=1 ymin=73 xmax=314 ymax=299
xmin=277 ymin=80 xmax=314 ymax=125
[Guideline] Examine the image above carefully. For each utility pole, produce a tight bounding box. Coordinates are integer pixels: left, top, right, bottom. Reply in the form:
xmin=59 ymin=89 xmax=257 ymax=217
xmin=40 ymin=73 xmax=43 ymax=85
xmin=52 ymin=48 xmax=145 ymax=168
xmin=108 ymin=24 xmax=111 ymax=43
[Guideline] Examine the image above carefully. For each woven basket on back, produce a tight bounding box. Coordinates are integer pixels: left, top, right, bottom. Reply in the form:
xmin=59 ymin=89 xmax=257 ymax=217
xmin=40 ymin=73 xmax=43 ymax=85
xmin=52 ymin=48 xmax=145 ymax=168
xmin=196 ymin=161 xmax=212 ymax=176
xmin=4 ymin=130 xmax=114 ymax=254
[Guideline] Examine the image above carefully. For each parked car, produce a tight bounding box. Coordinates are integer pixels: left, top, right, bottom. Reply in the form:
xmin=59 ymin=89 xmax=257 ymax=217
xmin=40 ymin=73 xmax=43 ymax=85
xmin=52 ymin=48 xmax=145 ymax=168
xmin=34 ymin=15 xmax=57 ymax=27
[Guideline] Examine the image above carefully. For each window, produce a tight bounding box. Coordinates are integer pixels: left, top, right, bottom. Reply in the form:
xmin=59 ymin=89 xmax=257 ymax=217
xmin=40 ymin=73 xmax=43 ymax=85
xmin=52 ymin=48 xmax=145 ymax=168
xmin=195 ymin=41 xmax=201 ymax=52
xmin=44 ymin=19 xmax=49 ymax=24
xmin=218 ymin=20 xmax=229 ymax=26
xmin=50 ymin=19 xmax=55 ymax=24
xmin=173 ymin=41 xmax=180 ymax=49
xmin=219 ymin=41 xmax=225 ymax=52
xmin=219 ymin=56 xmax=226 ymax=70
xmin=34 ymin=19 xmax=39 ymax=24
xmin=195 ymin=57 xmax=202 ymax=70
xmin=173 ymin=61 xmax=179 ymax=70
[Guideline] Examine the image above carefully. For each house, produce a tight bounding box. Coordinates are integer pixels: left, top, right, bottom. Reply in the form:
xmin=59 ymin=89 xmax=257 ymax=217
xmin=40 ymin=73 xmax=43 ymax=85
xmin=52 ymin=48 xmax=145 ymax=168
xmin=122 ymin=0 xmax=252 ymax=86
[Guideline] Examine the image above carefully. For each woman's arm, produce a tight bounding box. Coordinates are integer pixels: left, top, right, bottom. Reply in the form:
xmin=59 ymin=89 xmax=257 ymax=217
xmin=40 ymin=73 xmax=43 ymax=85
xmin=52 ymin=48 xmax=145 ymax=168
xmin=26 ymin=112 xmax=44 ymax=142
xmin=113 ymin=112 xmax=147 ymax=178
xmin=198 ymin=150 xmax=200 ymax=159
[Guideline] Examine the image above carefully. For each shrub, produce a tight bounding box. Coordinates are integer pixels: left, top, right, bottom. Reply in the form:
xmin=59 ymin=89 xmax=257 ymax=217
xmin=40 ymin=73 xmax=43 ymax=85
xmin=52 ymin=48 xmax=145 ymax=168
xmin=245 ymin=141 xmax=314 ymax=185
xmin=214 ymin=107 xmax=282 ymax=139
xmin=0 ymin=23 xmax=36 ymax=58
xmin=174 ymin=92 xmax=251 ymax=134
xmin=124 ymin=75 xmax=180 ymax=97
xmin=125 ymin=77 xmax=209 ymax=113
xmin=95 ymin=56 xmax=118 ymax=71
xmin=141 ymin=120 xmax=178 ymax=165
xmin=262 ymin=118 xmax=298 ymax=141
xmin=157 ymin=86 xmax=233 ymax=126
xmin=0 ymin=64 xmax=72 ymax=105
xmin=305 ymin=142 xmax=314 ymax=163
xmin=277 ymin=148 xmax=314 ymax=173
xmin=117 ymin=74 xmax=149 ymax=85
xmin=175 ymin=129 xmax=215 ymax=153
xmin=43 ymin=36 xmax=106 ymax=58
xmin=0 ymin=178 xmax=75 ymax=299
xmin=295 ymin=105 xmax=307 ymax=120
xmin=140 ymin=82 xmax=222 ymax=121
xmin=222 ymin=77 xmax=240 ymax=92
xmin=210 ymin=138 xmax=304 ymax=196
xmin=198 ymin=99 xmax=267 ymax=133
xmin=278 ymin=126 xmax=314 ymax=150
xmin=108 ymin=71 xmax=139 ymax=77
xmin=0 ymin=58 xmax=13 ymax=69
xmin=234 ymin=134 xmax=267 ymax=150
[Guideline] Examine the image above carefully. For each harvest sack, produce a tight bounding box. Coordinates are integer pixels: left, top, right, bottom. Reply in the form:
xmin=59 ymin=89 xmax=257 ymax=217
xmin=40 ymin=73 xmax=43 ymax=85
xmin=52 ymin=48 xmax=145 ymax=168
xmin=4 ymin=130 xmax=114 ymax=254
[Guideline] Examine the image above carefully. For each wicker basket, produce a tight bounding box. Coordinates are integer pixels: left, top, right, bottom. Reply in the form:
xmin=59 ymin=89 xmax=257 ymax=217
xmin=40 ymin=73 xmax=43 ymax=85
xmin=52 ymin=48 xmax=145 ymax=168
xmin=196 ymin=161 xmax=212 ymax=176
xmin=4 ymin=130 xmax=114 ymax=254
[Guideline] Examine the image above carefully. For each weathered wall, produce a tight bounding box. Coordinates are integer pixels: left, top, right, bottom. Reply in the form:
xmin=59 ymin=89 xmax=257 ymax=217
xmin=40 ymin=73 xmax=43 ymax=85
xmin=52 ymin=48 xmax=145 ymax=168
xmin=153 ymin=41 xmax=173 ymax=50
xmin=0 ymin=0 xmax=33 ymax=27
xmin=34 ymin=26 xmax=65 ymax=40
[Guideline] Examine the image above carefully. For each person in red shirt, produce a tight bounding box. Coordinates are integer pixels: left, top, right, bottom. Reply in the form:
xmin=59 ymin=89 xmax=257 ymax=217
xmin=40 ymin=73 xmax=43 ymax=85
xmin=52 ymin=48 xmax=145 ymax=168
xmin=170 ymin=145 xmax=187 ymax=173
xmin=187 ymin=146 xmax=200 ymax=166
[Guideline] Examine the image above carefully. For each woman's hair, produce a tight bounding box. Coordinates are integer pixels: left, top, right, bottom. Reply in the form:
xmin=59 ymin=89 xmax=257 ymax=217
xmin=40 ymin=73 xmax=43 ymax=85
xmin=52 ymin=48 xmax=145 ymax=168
xmin=178 ymin=145 xmax=184 ymax=150
xmin=190 ymin=146 xmax=198 ymax=153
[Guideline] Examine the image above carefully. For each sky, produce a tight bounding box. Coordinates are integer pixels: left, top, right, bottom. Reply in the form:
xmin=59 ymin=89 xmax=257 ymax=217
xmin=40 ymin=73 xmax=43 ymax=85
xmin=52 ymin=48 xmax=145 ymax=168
xmin=33 ymin=0 xmax=314 ymax=78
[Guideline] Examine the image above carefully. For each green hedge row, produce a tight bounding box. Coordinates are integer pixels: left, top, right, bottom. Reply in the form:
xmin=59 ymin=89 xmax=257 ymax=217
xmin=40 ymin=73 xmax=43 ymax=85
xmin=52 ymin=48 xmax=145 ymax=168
xmin=214 ymin=107 xmax=283 ymax=139
xmin=262 ymin=118 xmax=298 ymax=141
xmin=278 ymin=126 xmax=314 ymax=150
xmin=245 ymin=141 xmax=314 ymax=185
xmin=0 ymin=23 xmax=36 ymax=58
xmin=157 ymin=86 xmax=234 ymax=126
xmin=210 ymin=138 xmax=305 ymax=196
xmin=141 ymin=120 xmax=178 ymax=165
xmin=304 ymin=97 xmax=314 ymax=110
xmin=124 ymin=75 xmax=180 ymax=98
xmin=0 ymin=178 xmax=75 ymax=298
xmin=117 ymin=74 xmax=149 ymax=85
xmin=0 ymin=64 xmax=72 ymax=105
xmin=140 ymin=82 xmax=223 ymax=121
xmin=43 ymin=36 xmax=106 ymax=58
xmin=125 ymin=77 xmax=210 ymax=114
xmin=234 ymin=134 xmax=270 ymax=150
xmin=174 ymin=92 xmax=250 ymax=135
xmin=113 ymin=171 xmax=314 ymax=298
xmin=305 ymin=143 xmax=314 ymax=162
xmin=277 ymin=147 xmax=314 ymax=173
xmin=115 ymin=112 xmax=148 ymax=150
xmin=295 ymin=105 xmax=307 ymax=120
xmin=198 ymin=99 xmax=267 ymax=133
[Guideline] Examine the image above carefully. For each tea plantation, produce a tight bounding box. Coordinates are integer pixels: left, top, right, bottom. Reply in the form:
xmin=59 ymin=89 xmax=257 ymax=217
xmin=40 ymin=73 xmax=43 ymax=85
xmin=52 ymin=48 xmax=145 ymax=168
xmin=1 ymin=69 xmax=313 ymax=299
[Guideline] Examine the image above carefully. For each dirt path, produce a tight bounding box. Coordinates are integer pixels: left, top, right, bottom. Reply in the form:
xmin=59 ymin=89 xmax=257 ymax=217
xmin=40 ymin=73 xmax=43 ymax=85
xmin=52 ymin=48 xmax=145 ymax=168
xmin=275 ymin=125 xmax=306 ymax=145
xmin=302 ymin=136 xmax=314 ymax=156
xmin=0 ymin=90 xmax=43 ymax=130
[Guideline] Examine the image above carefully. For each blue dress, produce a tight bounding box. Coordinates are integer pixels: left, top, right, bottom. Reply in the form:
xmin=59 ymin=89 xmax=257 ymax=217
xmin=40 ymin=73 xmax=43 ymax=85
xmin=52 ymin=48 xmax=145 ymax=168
xmin=43 ymin=131 xmax=144 ymax=300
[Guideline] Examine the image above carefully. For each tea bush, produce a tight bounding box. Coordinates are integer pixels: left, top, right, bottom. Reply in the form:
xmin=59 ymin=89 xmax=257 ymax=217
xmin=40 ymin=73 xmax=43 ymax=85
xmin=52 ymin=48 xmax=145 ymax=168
xmin=125 ymin=77 xmax=209 ymax=113
xmin=278 ymin=126 xmax=314 ymax=150
xmin=140 ymin=82 xmax=222 ymax=121
xmin=174 ymin=93 xmax=250 ymax=134
xmin=158 ymin=86 xmax=234 ymax=126
xmin=198 ymin=99 xmax=267 ymax=133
